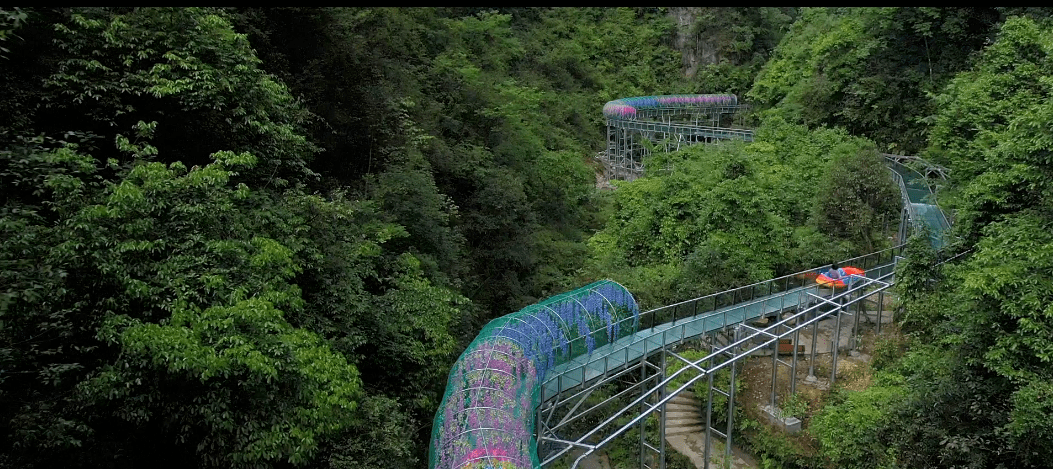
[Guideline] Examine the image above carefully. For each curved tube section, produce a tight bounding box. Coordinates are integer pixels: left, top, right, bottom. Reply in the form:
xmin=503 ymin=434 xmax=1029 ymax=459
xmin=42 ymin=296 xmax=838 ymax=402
xmin=602 ymin=94 xmax=739 ymax=120
xmin=429 ymin=280 xmax=640 ymax=469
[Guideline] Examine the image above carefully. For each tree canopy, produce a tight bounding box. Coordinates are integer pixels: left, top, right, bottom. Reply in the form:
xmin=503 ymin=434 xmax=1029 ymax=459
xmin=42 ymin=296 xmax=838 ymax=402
xmin=2 ymin=6 xmax=1052 ymax=469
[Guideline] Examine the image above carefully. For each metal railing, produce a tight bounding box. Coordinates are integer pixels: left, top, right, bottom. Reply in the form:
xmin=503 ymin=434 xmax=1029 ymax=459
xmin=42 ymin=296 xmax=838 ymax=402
xmin=637 ymin=244 xmax=903 ymax=330
xmin=608 ymin=119 xmax=755 ymax=142
xmin=546 ymin=269 xmax=897 ymax=468
xmin=534 ymin=155 xmax=955 ymax=468
xmin=537 ymin=244 xmax=904 ymax=403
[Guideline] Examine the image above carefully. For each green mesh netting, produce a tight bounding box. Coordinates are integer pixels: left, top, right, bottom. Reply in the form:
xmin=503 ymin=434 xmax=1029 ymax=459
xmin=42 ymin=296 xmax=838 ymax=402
xmin=429 ymin=280 xmax=639 ymax=469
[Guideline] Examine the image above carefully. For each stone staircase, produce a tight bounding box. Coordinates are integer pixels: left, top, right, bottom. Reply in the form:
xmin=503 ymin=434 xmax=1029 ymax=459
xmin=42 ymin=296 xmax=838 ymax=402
xmin=659 ymin=332 xmax=756 ymax=468
xmin=659 ymin=380 xmax=755 ymax=468
xmin=663 ymin=390 xmax=706 ymax=436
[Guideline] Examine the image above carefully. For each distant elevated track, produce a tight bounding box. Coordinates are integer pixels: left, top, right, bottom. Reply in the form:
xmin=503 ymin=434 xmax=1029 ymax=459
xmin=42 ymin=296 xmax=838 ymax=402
xmin=599 ymin=94 xmax=753 ymax=181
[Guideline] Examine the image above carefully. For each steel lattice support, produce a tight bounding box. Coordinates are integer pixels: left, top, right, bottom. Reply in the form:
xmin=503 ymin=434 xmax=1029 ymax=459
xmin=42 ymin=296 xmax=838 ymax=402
xmin=538 ymin=271 xmax=895 ymax=469
xmin=597 ymin=96 xmax=752 ymax=181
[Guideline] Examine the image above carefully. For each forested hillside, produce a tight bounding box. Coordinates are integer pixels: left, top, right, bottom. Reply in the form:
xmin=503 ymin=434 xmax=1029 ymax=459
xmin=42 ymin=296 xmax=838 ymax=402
xmin=1 ymin=7 xmax=1051 ymax=469
xmin=0 ymin=7 xmax=713 ymax=468
xmin=745 ymin=8 xmax=1053 ymax=469
xmin=587 ymin=119 xmax=897 ymax=308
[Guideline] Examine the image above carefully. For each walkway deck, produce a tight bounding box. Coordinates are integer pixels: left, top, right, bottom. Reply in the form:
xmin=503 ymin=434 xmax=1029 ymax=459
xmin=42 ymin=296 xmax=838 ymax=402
xmin=541 ymin=263 xmax=896 ymax=400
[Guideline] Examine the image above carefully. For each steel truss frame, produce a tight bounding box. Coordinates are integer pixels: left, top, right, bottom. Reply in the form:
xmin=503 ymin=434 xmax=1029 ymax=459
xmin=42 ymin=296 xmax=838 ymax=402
xmin=599 ymin=106 xmax=753 ymax=182
xmin=537 ymin=270 xmax=895 ymax=469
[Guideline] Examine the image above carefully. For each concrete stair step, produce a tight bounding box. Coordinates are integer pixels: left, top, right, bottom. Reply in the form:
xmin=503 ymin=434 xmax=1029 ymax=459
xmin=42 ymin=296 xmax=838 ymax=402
xmin=655 ymin=396 xmax=700 ymax=408
xmin=666 ymin=425 xmax=706 ymax=433
xmin=665 ymin=394 xmax=699 ymax=403
xmin=665 ymin=411 xmax=704 ymax=420
xmin=663 ymin=402 xmax=699 ymax=412
xmin=664 ymin=413 xmax=702 ymax=422
xmin=665 ymin=425 xmax=705 ymax=436
xmin=665 ymin=392 xmax=700 ymax=403
xmin=665 ymin=418 xmax=705 ymax=427
xmin=665 ymin=419 xmax=703 ymax=428
xmin=668 ymin=401 xmax=701 ymax=410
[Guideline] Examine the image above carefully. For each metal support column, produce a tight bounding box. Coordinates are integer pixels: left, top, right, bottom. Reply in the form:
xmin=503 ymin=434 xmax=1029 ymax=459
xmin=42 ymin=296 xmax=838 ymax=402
xmin=639 ymin=352 xmax=647 ymax=469
xmin=659 ymin=351 xmax=667 ymax=469
xmin=790 ymin=326 xmax=800 ymax=397
xmin=807 ymin=305 xmax=819 ymax=380
xmin=725 ymin=330 xmax=738 ymax=462
xmin=876 ymin=290 xmax=885 ymax=334
xmin=703 ymin=346 xmax=715 ymax=469
xmin=831 ymin=300 xmax=842 ymax=386
xmin=769 ymin=321 xmax=779 ymax=409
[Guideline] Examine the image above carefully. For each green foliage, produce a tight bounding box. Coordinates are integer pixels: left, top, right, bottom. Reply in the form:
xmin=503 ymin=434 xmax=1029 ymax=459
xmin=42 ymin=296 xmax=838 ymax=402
xmin=951 ymin=213 xmax=1053 ymax=382
xmin=869 ymin=331 xmax=911 ymax=371
xmin=3 ymin=145 xmax=346 ymax=465
xmin=882 ymin=17 xmax=1053 ymax=467
xmin=928 ymin=15 xmax=1053 ymax=245
xmin=738 ymin=416 xmax=817 ymax=469
xmin=1006 ymin=379 xmax=1053 ymax=466
xmin=810 ymin=381 xmax=905 ymax=469
xmin=867 ymin=20 xmax=1053 ymax=467
xmin=751 ymin=7 xmax=1003 ymax=153
xmin=0 ymin=7 xmax=27 ymax=57
xmin=0 ymin=135 xmax=463 ymax=467
xmin=236 ymin=8 xmax=626 ymax=321
xmin=683 ymin=7 xmax=798 ymax=96
xmin=66 ymin=153 xmax=368 ymax=466
xmin=326 ymin=394 xmax=418 ymax=469
xmin=895 ymin=231 xmax=941 ymax=302
xmin=369 ymin=165 xmax=466 ymax=284
xmin=663 ymin=448 xmax=698 ymax=469
xmin=779 ymin=393 xmax=809 ymax=420
xmin=0 ymin=7 xmax=475 ymax=467
xmin=47 ymin=7 xmax=318 ymax=186
xmin=6 ymin=6 xmax=736 ymax=467
xmin=521 ymin=8 xmax=682 ymax=101
xmin=893 ymin=231 xmax=947 ymax=334
xmin=813 ymin=144 xmax=899 ymax=251
xmin=587 ymin=119 xmax=892 ymax=308
xmin=882 ymin=348 xmax=1013 ymax=469
xmin=21 ymin=5 xmax=1053 ymax=469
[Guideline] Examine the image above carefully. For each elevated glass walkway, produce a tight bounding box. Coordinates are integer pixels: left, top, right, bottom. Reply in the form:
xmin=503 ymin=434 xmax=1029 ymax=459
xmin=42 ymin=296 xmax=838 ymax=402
xmin=540 ymin=248 xmax=899 ymax=400
xmin=887 ymin=157 xmax=952 ymax=249
xmin=430 ymin=99 xmax=953 ymax=469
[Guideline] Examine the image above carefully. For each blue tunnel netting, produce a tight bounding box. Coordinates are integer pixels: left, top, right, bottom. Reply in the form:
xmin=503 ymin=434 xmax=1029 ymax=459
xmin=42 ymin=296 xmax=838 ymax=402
xmin=430 ymin=280 xmax=640 ymax=469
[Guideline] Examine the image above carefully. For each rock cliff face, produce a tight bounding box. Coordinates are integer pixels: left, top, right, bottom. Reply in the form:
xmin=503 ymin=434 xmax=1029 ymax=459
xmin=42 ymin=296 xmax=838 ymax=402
xmin=669 ymin=7 xmax=718 ymax=79
xmin=667 ymin=7 xmax=796 ymax=83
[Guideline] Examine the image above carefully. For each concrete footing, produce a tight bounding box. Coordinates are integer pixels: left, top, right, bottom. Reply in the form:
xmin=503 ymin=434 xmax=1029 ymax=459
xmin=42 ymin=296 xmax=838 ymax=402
xmin=760 ymin=405 xmax=802 ymax=434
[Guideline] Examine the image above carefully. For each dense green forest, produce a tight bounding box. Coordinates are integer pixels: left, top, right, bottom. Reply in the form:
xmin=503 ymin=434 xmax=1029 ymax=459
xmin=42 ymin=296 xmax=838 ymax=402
xmin=1 ymin=7 xmax=1051 ymax=469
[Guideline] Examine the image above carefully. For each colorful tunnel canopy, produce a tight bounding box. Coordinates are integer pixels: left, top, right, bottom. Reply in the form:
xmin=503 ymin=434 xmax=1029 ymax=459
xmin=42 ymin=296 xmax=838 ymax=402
xmin=429 ymin=280 xmax=639 ymax=469
xmin=602 ymin=94 xmax=739 ymax=120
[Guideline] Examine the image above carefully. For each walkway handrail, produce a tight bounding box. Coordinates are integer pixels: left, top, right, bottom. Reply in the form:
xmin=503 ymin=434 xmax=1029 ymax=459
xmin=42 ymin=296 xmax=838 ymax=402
xmin=887 ymin=155 xmax=953 ymax=249
xmin=563 ymin=268 xmax=897 ymax=468
xmin=634 ymin=244 xmax=903 ymax=330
